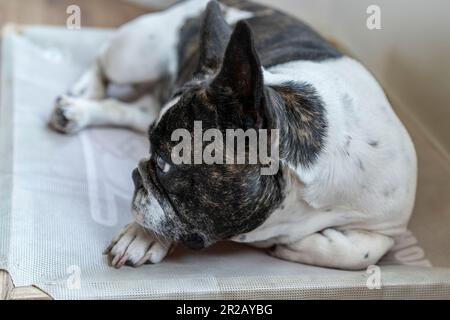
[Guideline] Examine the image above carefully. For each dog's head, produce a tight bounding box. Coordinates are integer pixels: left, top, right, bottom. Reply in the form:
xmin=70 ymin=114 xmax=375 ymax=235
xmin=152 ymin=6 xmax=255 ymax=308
xmin=131 ymin=2 xmax=285 ymax=249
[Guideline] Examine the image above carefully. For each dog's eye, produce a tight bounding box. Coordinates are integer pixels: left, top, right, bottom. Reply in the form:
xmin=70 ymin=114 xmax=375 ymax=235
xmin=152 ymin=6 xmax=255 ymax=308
xmin=156 ymin=155 xmax=171 ymax=173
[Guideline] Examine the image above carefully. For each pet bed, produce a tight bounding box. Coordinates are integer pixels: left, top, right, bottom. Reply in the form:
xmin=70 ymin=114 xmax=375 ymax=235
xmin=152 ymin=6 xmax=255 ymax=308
xmin=1 ymin=25 xmax=450 ymax=299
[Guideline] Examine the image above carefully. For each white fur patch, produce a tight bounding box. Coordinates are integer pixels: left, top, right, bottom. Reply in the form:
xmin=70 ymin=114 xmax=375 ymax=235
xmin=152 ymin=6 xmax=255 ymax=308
xmin=143 ymin=193 xmax=165 ymax=232
xmin=100 ymin=0 xmax=212 ymax=84
xmin=241 ymin=57 xmax=417 ymax=264
xmin=155 ymin=96 xmax=180 ymax=126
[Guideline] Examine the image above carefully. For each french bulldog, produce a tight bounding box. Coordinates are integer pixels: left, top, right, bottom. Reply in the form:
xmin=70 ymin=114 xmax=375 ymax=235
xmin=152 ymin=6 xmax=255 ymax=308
xmin=49 ymin=0 xmax=417 ymax=270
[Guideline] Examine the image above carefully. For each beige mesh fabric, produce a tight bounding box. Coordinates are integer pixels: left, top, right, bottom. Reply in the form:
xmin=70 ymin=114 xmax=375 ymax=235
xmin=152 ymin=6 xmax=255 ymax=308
xmin=1 ymin=26 xmax=450 ymax=300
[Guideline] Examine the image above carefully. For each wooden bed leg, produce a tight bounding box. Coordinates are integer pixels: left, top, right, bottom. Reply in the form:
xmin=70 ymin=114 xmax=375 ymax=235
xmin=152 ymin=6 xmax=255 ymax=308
xmin=0 ymin=270 xmax=14 ymax=300
xmin=1 ymin=270 xmax=52 ymax=300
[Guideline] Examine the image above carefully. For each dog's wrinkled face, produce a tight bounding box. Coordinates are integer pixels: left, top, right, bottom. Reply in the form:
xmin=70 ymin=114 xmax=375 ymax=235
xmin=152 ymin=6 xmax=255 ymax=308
xmin=131 ymin=19 xmax=284 ymax=249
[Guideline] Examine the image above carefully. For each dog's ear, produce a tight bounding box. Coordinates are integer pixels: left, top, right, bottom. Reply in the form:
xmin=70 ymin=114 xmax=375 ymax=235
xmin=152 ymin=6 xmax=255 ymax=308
xmin=212 ymin=21 xmax=265 ymax=128
xmin=197 ymin=1 xmax=232 ymax=73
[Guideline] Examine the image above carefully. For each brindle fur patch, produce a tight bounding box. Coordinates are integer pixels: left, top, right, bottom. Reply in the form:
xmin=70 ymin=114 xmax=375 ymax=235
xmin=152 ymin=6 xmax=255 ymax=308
xmin=266 ymin=81 xmax=327 ymax=167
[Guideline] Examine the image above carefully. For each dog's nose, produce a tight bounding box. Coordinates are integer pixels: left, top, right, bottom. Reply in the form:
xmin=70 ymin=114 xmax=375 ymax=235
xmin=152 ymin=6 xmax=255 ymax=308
xmin=182 ymin=233 xmax=205 ymax=250
xmin=132 ymin=168 xmax=143 ymax=189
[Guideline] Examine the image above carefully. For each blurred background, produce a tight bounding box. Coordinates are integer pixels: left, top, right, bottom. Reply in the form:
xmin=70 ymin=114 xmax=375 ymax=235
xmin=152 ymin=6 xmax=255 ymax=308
xmin=1 ymin=0 xmax=449 ymax=266
xmin=0 ymin=0 xmax=154 ymax=28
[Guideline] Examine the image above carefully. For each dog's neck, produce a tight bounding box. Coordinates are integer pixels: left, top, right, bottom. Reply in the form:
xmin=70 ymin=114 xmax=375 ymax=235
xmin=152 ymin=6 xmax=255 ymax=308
xmin=265 ymin=81 xmax=328 ymax=169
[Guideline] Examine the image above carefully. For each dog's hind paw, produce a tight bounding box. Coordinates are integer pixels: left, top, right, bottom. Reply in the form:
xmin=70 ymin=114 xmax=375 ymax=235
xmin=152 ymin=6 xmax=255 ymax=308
xmin=49 ymin=95 xmax=89 ymax=134
xmin=104 ymin=222 xmax=172 ymax=268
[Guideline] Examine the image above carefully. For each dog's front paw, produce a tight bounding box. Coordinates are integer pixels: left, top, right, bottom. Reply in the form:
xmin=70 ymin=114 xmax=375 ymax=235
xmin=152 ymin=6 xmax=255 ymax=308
xmin=49 ymin=95 xmax=89 ymax=134
xmin=104 ymin=222 xmax=171 ymax=268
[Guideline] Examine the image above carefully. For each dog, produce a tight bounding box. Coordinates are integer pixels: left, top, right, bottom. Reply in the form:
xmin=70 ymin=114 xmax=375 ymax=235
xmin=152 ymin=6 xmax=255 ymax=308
xmin=49 ymin=0 xmax=417 ymax=270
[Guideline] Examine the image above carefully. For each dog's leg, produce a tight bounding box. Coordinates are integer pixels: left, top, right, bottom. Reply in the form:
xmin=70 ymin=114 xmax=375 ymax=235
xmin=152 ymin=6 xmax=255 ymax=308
xmin=50 ymin=0 xmax=213 ymax=134
xmin=49 ymin=60 xmax=108 ymax=131
xmin=270 ymin=229 xmax=394 ymax=270
xmin=104 ymin=222 xmax=172 ymax=268
xmin=68 ymin=61 xmax=106 ymax=99
xmin=50 ymin=94 xmax=159 ymax=134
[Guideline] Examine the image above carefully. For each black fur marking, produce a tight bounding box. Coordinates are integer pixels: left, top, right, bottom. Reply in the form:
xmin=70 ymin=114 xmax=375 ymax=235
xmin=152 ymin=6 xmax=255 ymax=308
xmin=368 ymin=140 xmax=379 ymax=148
xmin=356 ymin=158 xmax=365 ymax=171
xmin=342 ymin=94 xmax=354 ymax=111
xmin=221 ymin=0 xmax=342 ymax=66
xmin=266 ymin=81 xmax=327 ymax=167
xmin=364 ymin=252 xmax=369 ymax=259
xmin=53 ymin=106 xmax=70 ymax=128
xmin=345 ymin=135 xmax=352 ymax=148
xmin=383 ymin=187 xmax=397 ymax=198
xmin=197 ymin=1 xmax=232 ymax=73
xmin=172 ymin=0 xmax=342 ymax=103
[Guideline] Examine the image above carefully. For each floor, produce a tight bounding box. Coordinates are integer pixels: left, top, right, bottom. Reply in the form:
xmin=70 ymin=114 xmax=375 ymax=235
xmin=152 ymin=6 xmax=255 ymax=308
xmin=0 ymin=0 xmax=152 ymax=28
xmin=0 ymin=0 xmax=153 ymax=300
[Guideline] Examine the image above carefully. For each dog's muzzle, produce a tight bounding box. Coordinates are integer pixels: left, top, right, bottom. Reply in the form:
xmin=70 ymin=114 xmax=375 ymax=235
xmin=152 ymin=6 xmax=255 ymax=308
xmin=132 ymin=167 xmax=143 ymax=190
